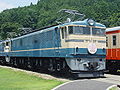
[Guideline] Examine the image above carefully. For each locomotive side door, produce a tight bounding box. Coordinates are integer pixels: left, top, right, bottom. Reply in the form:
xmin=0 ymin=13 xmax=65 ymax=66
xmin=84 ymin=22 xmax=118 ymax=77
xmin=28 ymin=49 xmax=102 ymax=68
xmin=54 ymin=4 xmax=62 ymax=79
xmin=60 ymin=26 xmax=68 ymax=47
xmin=54 ymin=27 xmax=61 ymax=57
xmin=54 ymin=27 xmax=61 ymax=48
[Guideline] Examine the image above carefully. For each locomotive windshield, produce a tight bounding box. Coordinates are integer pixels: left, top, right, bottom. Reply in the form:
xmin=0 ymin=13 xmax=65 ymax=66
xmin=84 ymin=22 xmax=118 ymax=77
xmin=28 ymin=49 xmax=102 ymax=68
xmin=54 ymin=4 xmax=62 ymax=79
xmin=68 ymin=26 xmax=105 ymax=36
xmin=68 ymin=26 xmax=90 ymax=35
xmin=92 ymin=28 xmax=105 ymax=36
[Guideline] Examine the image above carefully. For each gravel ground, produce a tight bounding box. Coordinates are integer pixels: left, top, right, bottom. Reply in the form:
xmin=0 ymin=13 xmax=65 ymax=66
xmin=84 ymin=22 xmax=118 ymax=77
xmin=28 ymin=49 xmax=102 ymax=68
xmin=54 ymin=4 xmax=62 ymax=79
xmin=0 ymin=65 xmax=70 ymax=82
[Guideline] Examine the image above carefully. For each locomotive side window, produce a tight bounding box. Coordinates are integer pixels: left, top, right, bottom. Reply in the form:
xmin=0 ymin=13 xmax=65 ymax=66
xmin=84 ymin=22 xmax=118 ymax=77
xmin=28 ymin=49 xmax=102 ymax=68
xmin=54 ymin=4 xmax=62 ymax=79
xmin=20 ymin=39 xmax=23 ymax=46
xmin=113 ymin=35 xmax=116 ymax=46
xmin=65 ymin=27 xmax=67 ymax=38
xmin=55 ymin=27 xmax=58 ymax=34
xmin=61 ymin=27 xmax=67 ymax=39
xmin=61 ymin=28 xmax=65 ymax=39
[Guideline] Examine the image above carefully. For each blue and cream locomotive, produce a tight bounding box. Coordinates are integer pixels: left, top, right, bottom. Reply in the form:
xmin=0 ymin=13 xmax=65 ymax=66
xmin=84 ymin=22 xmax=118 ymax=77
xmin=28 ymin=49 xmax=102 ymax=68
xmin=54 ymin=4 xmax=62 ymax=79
xmin=0 ymin=19 xmax=106 ymax=77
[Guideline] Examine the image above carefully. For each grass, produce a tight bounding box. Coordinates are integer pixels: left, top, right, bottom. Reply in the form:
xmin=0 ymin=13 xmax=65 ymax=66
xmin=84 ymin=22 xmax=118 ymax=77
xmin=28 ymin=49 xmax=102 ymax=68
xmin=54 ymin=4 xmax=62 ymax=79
xmin=117 ymin=70 xmax=120 ymax=72
xmin=109 ymin=86 xmax=119 ymax=90
xmin=0 ymin=68 xmax=64 ymax=90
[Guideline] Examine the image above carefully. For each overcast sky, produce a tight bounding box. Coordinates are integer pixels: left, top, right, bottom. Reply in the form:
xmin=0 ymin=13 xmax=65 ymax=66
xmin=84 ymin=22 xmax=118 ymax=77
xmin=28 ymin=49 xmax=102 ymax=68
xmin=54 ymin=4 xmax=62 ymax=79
xmin=0 ymin=0 xmax=38 ymax=12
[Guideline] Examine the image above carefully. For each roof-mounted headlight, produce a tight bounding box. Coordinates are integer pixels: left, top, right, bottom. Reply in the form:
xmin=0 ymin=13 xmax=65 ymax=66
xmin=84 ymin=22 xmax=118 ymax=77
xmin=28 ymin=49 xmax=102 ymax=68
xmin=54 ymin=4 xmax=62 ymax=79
xmin=87 ymin=19 xmax=95 ymax=26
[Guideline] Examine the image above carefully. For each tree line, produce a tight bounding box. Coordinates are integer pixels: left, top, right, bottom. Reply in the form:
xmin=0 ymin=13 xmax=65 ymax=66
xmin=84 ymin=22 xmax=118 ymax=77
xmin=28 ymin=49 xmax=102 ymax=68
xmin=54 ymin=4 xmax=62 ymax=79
xmin=0 ymin=0 xmax=120 ymax=40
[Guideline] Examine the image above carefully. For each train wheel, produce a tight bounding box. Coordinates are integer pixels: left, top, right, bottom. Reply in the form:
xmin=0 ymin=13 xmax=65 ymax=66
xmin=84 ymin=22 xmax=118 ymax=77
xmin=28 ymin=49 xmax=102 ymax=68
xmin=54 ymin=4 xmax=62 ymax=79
xmin=0 ymin=57 xmax=5 ymax=65
xmin=48 ymin=59 xmax=55 ymax=72
xmin=27 ymin=58 xmax=32 ymax=69
xmin=14 ymin=58 xmax=18 ymax=67
xmin=10 ymin=58 xmax=14 ymax=66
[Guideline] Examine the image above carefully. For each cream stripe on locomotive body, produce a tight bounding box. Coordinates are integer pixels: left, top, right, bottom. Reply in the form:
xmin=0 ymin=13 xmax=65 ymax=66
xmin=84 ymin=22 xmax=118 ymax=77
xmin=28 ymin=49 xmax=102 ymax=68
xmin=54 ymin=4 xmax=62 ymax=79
xmin=61 ymin=31 xmax=106 ymax=49
xmin=60 ymin=23 xmax=106 ymax=48
xmin=60 ymin=23 xmax=106 ymax=53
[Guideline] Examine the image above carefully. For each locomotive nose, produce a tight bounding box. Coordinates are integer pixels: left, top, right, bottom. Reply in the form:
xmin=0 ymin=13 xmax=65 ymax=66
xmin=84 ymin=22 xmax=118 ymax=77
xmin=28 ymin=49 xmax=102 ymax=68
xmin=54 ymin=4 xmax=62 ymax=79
xmin=88 ymin=43 xmax=97 ymax=54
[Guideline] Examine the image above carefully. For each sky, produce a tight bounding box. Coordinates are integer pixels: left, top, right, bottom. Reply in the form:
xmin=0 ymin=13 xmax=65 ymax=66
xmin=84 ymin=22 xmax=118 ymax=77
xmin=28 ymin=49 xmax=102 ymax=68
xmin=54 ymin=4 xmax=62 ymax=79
xmin=0 ymin=0 xmax=38 ymax=12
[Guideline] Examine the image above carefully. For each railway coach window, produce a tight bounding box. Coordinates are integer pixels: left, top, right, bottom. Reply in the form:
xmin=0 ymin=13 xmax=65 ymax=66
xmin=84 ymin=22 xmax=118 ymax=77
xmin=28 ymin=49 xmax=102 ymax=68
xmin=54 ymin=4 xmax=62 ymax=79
xmin=106 ymin=37 xmax=108 ymax=47
xmin=113 ymin=35 xmax=116 ymax=46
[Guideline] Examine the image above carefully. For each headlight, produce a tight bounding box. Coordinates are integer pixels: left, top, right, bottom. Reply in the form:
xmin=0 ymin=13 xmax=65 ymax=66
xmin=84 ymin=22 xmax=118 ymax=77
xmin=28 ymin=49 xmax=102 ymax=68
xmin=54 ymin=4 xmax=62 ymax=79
xmin=87 ymin=19 xmax=95 ymax=26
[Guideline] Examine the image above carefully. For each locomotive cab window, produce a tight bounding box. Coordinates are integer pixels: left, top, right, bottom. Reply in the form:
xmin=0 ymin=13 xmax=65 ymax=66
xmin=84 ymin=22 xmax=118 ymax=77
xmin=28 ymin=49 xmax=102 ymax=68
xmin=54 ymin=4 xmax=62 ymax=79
xmin=68 ymin=26 xmax=73 ymax=34
xmin=6 ymin=42 xmax=9 ymax=46
xmin=4 ymin=41 xmax=11 ymax=52
xmin=68 ymin=26 xmax=90 ymax=35
xmin=5 ymin=41 xmax=11 ymax=47
xmin=92 ymin=28 xmax=105 ymax=36
xmin=113 ymin=35 xmax=116 ymax=46
xmin=61 ymin=27 xmax=67 ymax=39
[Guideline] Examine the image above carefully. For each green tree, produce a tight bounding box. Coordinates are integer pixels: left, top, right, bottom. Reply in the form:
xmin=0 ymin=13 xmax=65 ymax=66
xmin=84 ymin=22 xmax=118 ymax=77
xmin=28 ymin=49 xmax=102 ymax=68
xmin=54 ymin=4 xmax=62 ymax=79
xmin=0 ymin=22 xmax=22 ymax=39
xmin=0 ymin=0 xmax=120 ymax=40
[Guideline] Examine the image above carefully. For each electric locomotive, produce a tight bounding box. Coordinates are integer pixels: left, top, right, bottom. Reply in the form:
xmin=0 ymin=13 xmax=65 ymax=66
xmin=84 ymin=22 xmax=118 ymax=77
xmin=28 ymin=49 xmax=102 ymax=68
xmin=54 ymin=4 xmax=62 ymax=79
xmin=106 ymin=27 xmax=120 ymax=73
xmin=0 ymin=18 xmax=106 ymax=78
